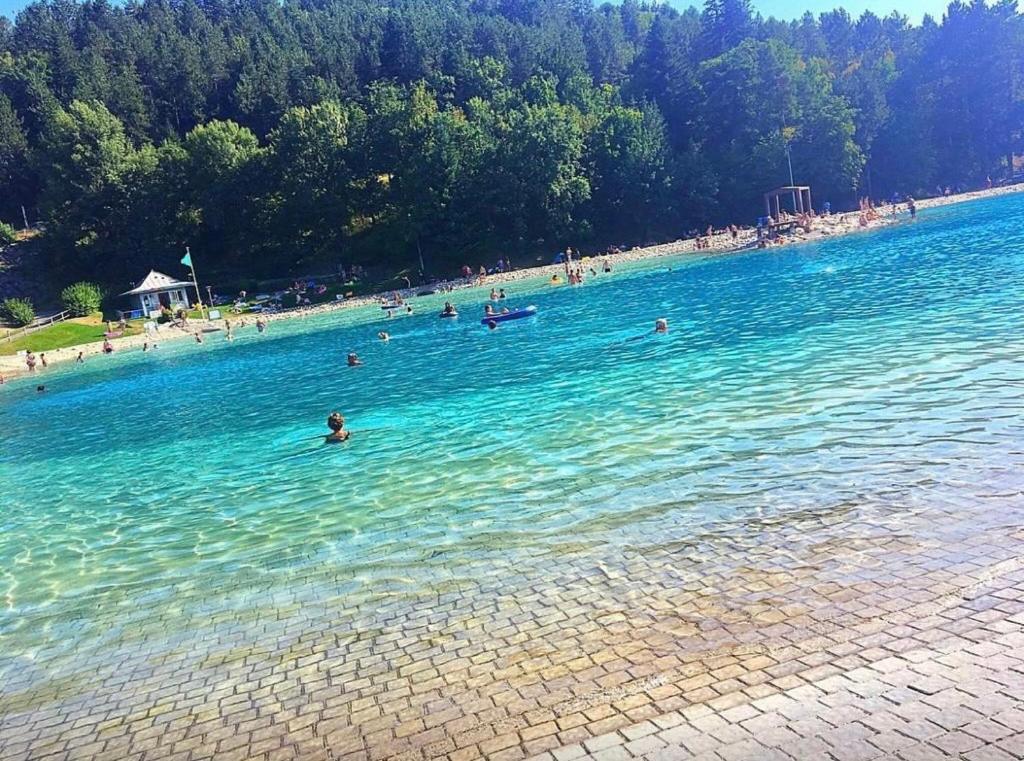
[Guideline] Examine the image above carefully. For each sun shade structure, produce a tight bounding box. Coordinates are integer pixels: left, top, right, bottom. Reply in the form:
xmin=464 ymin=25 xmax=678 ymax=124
xmin=765 ymin=186 xmax=813 ymax=220
xmin=120 ymin=270 xmax=195 ymax=316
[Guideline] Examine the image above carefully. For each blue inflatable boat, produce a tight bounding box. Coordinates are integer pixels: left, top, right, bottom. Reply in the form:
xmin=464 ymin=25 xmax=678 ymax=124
xmin=480 ymin=306 xmax=537 ymax=324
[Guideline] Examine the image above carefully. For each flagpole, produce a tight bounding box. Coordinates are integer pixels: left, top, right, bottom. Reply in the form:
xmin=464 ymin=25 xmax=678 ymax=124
xmin=185 ymin=246 xmax=207 ymax=320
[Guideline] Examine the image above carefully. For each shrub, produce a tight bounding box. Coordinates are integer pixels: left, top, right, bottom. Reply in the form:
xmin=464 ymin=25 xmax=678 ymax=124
xmin=60 ymin=281 xmax=103 ymax=317
xmin=0 ymin=222 xmax=16 ymax=245
xmin=0 ymin=297 xmax=35 ymax=326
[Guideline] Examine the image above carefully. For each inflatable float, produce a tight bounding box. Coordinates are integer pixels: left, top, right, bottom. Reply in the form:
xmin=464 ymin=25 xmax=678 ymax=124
xmin=480 ymin=306 xmax=537 ymax=324
xmin=439 ymin=311 xmax=458 ymax=318
xmin=380 ymin=304 xmax=403 ymax=310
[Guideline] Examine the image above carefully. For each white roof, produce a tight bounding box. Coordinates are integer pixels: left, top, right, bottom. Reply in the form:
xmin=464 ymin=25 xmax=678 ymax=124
xmin=121 ymin=270 xmax=193 ymax=296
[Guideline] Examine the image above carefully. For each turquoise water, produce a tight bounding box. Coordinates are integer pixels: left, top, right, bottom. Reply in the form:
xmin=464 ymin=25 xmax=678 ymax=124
xmin=2 ymin=194 xmax=1024 ymax=681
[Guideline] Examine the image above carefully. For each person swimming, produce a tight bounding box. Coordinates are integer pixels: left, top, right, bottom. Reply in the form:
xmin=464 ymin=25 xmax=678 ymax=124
xmin=484 ymin=304 xmax=496 ymax=316
xmin=490 ymin=288 xmax=499 ymax=300
xmin=487 ymin=319 xmax=498 ymax=330
xmin=655 ymin=318 xmax=669 ymax=334
xmin=550 ymin=275 xmax=561 ymax=284
xmin=499 ymin=288 xmax=506 ymax=299
xmin=347 ymin=352 xmax=363 ymax=366
xmin=440 ymin=302 xmax=458 ymax=317
xmin=325 ymin=411 xmax=350 ymax=442
xmin=378 ymin=331 xmax=390 ymax=342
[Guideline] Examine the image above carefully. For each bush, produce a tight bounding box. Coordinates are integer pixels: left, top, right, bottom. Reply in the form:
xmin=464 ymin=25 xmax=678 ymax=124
xmin=0 ymin=222 xmax=16 ymax=245
xmin=60 ymin=281 xmax=103 ymax=317
xmin=0 ymin=297 xmax=35 ymax=327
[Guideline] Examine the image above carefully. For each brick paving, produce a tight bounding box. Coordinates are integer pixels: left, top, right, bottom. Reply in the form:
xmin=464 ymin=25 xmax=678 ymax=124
xmin=2 ymin=492 xmax=1024 ymax=761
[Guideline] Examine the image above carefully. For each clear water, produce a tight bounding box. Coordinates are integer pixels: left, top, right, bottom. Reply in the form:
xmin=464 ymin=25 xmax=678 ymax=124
xmin=2 ymin=194 xmax=1024 ymax=681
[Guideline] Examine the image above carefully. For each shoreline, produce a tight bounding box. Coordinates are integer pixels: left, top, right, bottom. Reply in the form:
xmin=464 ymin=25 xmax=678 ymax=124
xmin=2 ymin=182 xmax=1021 ymax=381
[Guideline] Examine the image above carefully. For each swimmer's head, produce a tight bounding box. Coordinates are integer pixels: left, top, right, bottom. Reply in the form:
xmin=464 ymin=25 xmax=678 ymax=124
xmin=655 ymin=318 xmax=668 ymax=333
xmin=487 ymin=320 xmax=498 ymax=330
xmin=327 ymin=412 xmax=345 ymax=431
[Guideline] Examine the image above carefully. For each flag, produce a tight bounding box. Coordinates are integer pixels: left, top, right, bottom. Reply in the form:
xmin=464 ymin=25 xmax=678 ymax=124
xmin=181 ymin=251 xmax=192 ymax=268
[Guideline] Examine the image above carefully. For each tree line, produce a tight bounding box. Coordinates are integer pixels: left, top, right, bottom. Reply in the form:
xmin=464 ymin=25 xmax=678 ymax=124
xmin=0 ymin=0 xmax=1021 ymax=284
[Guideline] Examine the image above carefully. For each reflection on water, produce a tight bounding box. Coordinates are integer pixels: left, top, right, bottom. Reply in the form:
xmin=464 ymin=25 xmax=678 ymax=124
xmin=1 ymin=193 xmax=1023 ymax=682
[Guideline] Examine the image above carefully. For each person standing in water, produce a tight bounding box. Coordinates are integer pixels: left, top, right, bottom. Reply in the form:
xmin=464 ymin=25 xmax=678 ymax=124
xmin=347 ymin=352 xmax=363 ymax=366
xmin=655 ymin=318 xmax=669 ymax=334
xmin=325 ymin=412 xmax=350 ymax=442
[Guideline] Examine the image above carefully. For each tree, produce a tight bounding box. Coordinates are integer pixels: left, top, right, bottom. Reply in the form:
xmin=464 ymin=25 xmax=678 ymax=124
xmin=266 ymin=100 xmax=360 ymax=265
xmin=586 ymin=101 xmax=673 ymax=242
xmin=0 ymin=93 xmax=33 ymax=222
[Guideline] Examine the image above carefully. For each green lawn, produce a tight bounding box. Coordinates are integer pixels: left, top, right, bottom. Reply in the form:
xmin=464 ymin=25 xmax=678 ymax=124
xmin=0 ymin=318 xmax=143 ymax=356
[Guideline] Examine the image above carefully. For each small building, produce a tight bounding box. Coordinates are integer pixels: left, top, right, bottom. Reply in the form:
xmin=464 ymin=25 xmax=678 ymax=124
xmin=120 ymin=270 xmax=195 ymax=318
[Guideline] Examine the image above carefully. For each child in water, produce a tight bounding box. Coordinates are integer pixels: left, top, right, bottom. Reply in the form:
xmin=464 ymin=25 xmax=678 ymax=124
xmin=347 ymin=352 xmax=363 ymax=366
xmin=325 ymin=412 xmax=350 ymax=442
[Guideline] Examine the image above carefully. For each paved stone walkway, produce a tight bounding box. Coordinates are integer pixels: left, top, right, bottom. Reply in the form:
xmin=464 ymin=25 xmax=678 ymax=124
xmin=1 ymin=491 xmax=1023 ymax=761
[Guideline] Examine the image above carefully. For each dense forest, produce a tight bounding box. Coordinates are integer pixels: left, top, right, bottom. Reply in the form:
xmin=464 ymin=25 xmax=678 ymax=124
xmin=0 ymin=0 xmax=1022 ymax=284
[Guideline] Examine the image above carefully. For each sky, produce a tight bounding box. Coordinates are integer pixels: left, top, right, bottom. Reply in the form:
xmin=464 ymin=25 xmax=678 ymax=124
xmin=0 ymin=0 xmax=955 ymax=24
xmin=752 ymin=0 xmax=951 ymax=22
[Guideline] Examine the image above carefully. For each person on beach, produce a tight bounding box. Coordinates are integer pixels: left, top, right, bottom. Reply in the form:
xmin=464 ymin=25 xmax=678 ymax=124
xmin=40 ymin=353 xmax=47 ymax=368
xmin=143 ymin=341 xmax=150 ymax=352
xmin=325 ymin=412 xmax=350 ymax=443
xmin=347 ymin=352 xmax=363 ymax=367
xmin=908 ymin=197 xmax=917 ymax=219
xmin=25 ymin=351 xmax=36 ymax=372
xmin=194 ymin=332 xmax=203 ymax=344
xmin=76 ymin=352 xmax=84 ymax=364
xmin=655 ymin=318 xmax=669 ymax=334
xmin=102 ymin=340 xmax=114 ymax=354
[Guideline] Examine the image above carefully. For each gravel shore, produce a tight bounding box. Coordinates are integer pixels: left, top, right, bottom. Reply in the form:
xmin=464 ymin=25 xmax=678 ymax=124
xmin=2 ymin=183 xmax=1021 ymax=380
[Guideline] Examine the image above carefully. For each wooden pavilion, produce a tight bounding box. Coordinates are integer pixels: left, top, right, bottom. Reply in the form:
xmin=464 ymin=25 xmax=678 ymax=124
xmin=764 ymin=186 xmax=813 ymax=220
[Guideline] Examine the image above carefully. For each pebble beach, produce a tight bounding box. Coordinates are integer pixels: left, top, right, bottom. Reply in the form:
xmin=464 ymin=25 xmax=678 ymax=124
xmin=2 ymin=182 xmax=1021 ymax=380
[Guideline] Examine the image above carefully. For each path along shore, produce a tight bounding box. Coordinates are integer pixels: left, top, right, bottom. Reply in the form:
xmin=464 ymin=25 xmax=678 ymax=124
xmin=2 ymin=183 xmax=1021 ymax=381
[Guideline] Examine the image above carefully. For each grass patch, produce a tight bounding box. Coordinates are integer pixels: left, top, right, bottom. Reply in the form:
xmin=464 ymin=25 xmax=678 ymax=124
xmin=0 ymin=314 xmax=143 ymax=356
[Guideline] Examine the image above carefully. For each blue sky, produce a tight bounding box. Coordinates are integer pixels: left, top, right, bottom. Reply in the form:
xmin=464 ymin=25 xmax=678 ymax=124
xmin=0 ymin=0 xmax=953 ymax=24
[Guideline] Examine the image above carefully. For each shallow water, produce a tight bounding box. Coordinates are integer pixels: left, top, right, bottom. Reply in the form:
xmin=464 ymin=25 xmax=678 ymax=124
xmin=2 ymin=195 xmax=1024 ymax=680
